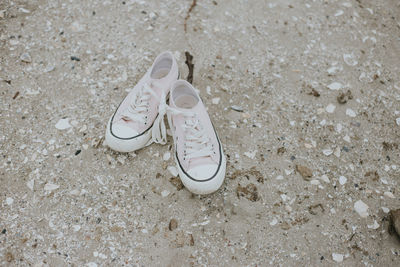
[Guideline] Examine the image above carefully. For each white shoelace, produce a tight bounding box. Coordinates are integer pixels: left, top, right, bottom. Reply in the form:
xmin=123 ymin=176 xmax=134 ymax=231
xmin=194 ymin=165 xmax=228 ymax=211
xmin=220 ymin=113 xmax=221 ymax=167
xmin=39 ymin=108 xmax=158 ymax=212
xmin=120 ymin=83 xmax=214 ymax=158
xmin=178 ymin=112 xmax=214 ymax=161
xmin=121 ymin=82 xmax=168 ymax=144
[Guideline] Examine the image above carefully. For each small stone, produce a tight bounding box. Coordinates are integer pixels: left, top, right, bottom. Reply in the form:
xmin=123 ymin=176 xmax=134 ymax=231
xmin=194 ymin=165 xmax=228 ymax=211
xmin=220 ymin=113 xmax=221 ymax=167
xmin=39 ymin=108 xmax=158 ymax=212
xmin=334 ymin=147 xmax=341 ymax=158
xmin=334 ymin=10 xmax=344 ymax=16
xmin=382 ymin=207 xmax=389 ymax=213
xmin=326 ymin=103 xmax=336 ymax=113
xmin=327 ymin=82 xmax=342 ymax=90
xmin=169 ymin=219 xmax=178 ymax=231
xmin=346 ymin=108 xmax=356 ymax=117
xmin=44 ymin=183 xmax=60 ymax=191
xmin=44 ymin=65 xmax=55 ymax=73
xmin=332 ymin=253 xmax=343 ymax=263
xmin=212 ymin=97 xmax=220 ymax=104
xmin=161 ymin=190 xmax=170 ymax=197
xmin=296 ymin=165 xmax=313 ymax=180
xmin=0 ymin=10 xmax=5 ymax=19
xmin=70 ymin=56 xmax=80 ymax=61
xmin=354 ymin=200 xmax=369 ymax=218
xmin=167 ymin=166 xmax=178 ymax=177
xmin=163 ymin=152 xmax=171 ymax=161
xmin=70 ymin=21 xmax=85 ymax=32
xmin=5 ymin=197 xmax=13 ymax=205
xmin=396 ymin=118 xmax=400 ymax=126
xmin=230 ymin=105 xmax=243 ymax=112
xmin=72 ymin=225 xmax=81 ymax=232
xmin=343 ymin=53 xmax=358 ymax=66
xmin=149 ymin=12 xmax=157 ymax=20
xmin=327 ymin=66 xmax=340 ymax=74
xmin=322 ymin=149 xmax=333 ymax=156
xmin=270 ymin=218 xmax=278 ymax=226
xmin=367 ymin=220 xmax=379 ymax=229
xmin=339 ymin=176 xmax=347 ymax=185
xmin=343 ymin=135 xmax=351 ymax=143
xmin=310 ymin=179 xmax=320 ymax=185
xmin=384 ymin=192 xmax=395 ymax=198
xmin=244 ymin=150 xmax=257 ymax=159
xmin=20 ymin=53 xmax=32 ymax=63
xmin=55 ymin=118 xmax=71 ymax=130
xmin=320 ymin=174 xmax=330 ymax=183
xmin=27 ymin=179 xmax=34 ymax=191
xmin=19 ymin=7 xmax=30 ymax=13
xmin=189 ymin=234 xmax=195 ymax=246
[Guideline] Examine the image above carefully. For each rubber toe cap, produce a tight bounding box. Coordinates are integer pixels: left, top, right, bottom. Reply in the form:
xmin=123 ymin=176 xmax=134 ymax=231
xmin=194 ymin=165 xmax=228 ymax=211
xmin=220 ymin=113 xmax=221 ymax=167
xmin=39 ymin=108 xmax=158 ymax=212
xmin=111 ymin=123 xmax=138 ymax=139
xmin=187 ymin=164 xmax=219 ymax=181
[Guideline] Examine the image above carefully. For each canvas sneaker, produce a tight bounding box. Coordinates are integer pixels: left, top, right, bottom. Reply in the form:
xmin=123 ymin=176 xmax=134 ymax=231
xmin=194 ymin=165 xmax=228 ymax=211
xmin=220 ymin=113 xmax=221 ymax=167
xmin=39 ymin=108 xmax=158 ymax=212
xmin=105 ymin=51 xmax=179 ymax=152
xmin=167 ymin=80 xmax=226 ymax=194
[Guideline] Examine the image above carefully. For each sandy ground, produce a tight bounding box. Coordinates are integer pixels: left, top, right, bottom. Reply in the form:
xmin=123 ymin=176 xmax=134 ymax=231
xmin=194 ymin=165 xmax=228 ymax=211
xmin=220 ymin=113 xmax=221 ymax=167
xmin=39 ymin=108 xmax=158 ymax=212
xmin=1 ymin=0 xmax=400 ymax=266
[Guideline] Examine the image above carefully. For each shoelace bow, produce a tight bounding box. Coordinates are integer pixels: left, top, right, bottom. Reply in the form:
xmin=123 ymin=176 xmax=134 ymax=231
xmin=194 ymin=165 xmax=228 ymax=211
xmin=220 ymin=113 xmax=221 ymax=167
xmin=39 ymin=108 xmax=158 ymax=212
xmin=155 ymin=92 xmax=214 ymax=159
xmin=179 ymin=114 xmax=214 ymax=160
xmin=121 ymin=82 xmax=168 ymax=144
xmin=121 ymin=82 xmax=214 ymax=158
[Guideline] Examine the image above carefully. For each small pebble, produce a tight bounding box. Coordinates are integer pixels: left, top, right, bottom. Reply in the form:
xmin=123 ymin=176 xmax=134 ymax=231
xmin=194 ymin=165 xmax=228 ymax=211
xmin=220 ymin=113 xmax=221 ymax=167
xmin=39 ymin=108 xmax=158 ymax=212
xmin=384 ymin=192 xmax=395 ymax=198
xmin=5 ymin=197 xmax=13 ymax=205
xmin=161 ymin=190 xmax=170 ymax=197
xmin=332 ymin=253 xmax=343 ymax=263
xmin=367 ymin=220 xmax=380 ymax=229
xmin=27 ymin=180 xmax=34 ymax=191
xmin=20 ymin=53 xmax=32 ymax=63
xmin=167 ymin=166 xmax=178 ymax=177
xmin=339 ymin=176 xmax=347 ymax=185
xmin=44 ymin=183 xmax=60 ymax=191
xmin=319 ymin=175 xmax=330 ymax=183
xmin=343 ymin=53 xmax=358 ymax=66
xmin=322 ymin=149 xmax=333 ymax=156
xmin=346 ymin=108 xmax=356 ymax=117
xmin=327 ymin=82 xmax=342 ymax=90
xmin=55 ymin=118 xmax=71 ymax=130
xmin=163 ymin=152 xmax=171 ymax=161
xmin=354 ymin=200 xmax=369 ymax=218
xmin=326 ymin=103 xmax=336 ymax=113
xmin=212 ymin=97 xmax=220 ymax=104
xmin=70 ymin=56 xmax=81 ymax=61
xmin=169 ymin=219 xmax=178 ymax=231
xmin=230 ymin=105 xmax=243 ymax=112
xmin=244 ymin=150 xmax=257 ymax=159
xmin=382 ymin=207 xmax=390 ymax=213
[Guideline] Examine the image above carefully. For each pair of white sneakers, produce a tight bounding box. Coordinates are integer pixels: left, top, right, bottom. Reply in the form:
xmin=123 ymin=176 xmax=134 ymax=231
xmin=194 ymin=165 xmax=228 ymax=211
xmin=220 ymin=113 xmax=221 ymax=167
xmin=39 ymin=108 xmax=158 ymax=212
xmin=105 ymin=52 xmax=226 ymax=194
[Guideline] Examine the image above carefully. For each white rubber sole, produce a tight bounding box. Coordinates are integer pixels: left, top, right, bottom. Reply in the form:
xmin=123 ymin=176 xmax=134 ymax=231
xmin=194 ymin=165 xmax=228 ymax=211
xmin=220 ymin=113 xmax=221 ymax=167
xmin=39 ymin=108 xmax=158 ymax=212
xmin=105 ymin=117 xmax=153 ymax=152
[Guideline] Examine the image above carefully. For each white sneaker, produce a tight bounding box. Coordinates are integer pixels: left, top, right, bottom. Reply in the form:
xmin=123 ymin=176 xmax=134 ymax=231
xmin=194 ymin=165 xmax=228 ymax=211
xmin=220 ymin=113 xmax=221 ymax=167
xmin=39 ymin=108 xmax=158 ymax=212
xmin=105 ymin=52 xmax=179 ymax=152
xmin=167 ymin=80 xmax=226 ymax=194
